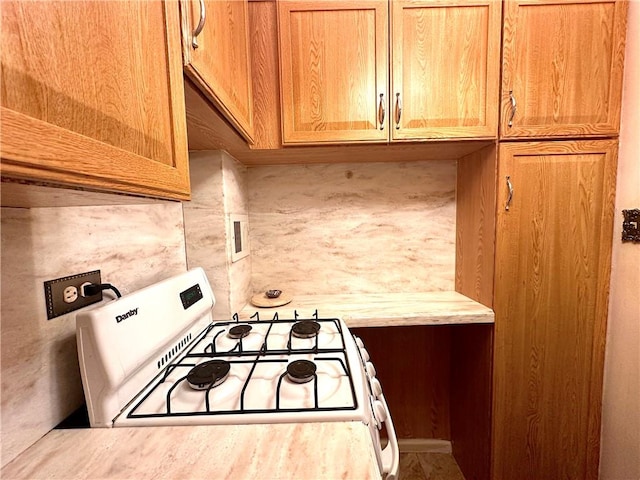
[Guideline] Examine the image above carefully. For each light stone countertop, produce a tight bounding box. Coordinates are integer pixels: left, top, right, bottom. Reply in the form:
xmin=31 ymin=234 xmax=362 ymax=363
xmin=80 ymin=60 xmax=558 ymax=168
xmin=238 ymin=291 xmax=494 ymax=327
xmin=1 ymin=423 xmax=380 ymax=480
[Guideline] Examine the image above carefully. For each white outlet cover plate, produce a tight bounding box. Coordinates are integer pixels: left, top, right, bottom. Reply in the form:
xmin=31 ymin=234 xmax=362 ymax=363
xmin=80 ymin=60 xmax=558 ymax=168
xmin=229 ymin=214 xmax=250 ymax=262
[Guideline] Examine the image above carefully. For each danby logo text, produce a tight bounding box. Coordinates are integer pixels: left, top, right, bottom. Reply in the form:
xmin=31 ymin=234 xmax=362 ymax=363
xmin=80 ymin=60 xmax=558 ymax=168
xmin=116 ymin=308 xmax=138 ymax=323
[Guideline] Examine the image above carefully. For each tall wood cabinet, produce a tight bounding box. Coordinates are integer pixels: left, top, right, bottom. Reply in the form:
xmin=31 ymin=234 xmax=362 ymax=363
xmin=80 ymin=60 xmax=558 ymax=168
xmin=277 ymin=0 xmax=501 ymax=145
xmin=0 ymin=0 xmax=190 ymax=200
xmin=500 ymin=0 xmax=627 ymax=138
xmin=492 ymin=140 xmax=618 ymax=480
xmin=489 ymin=2 xmax=628 ymax=477
xmin=180 ymin=0 xmax=255 ymax=143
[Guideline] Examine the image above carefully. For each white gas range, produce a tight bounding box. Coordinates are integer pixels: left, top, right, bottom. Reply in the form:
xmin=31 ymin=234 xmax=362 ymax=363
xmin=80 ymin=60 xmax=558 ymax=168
xmin=76 ymin=268 xmax=398 ymax=479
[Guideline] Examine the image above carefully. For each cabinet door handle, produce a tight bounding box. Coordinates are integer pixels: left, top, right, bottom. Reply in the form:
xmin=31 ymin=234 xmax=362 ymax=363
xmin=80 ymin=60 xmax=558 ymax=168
xmin=508 ymin=90 xmax=517 ymax=127
xmin=192 ymin=0 xmax=206 ymax=49
xmin=378 ymin=93 xmax=385 ymax=130
xmin=394 ymin=93 xmax=402 ymax=129
xmin=505 ymin=175 xmax=514 ymax=211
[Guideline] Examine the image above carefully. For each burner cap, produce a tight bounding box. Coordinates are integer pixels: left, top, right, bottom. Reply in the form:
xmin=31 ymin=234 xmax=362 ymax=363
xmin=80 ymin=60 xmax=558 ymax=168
xmin=187 ymin=360 xmax=230 ymax=390
xmin=292 ymin=320 xmax=321 ymax=339
xmin=286 ymin=360 xmax=317 ymax=384
xmin=228 ymin=324 xmax=252 ymax=339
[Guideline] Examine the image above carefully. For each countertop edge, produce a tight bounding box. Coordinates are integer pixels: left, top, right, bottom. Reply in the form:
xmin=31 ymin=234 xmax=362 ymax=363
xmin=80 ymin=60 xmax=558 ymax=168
xmin=1 ymin=423 xmax=381 ymax=480
xmin=238 ymin=291 xmax=495 ymax=327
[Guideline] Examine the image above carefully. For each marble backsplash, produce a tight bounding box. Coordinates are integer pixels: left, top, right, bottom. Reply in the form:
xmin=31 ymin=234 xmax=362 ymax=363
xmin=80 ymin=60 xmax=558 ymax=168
xmin=0 ymin=200 xmax=187 ymax=467
xmin=222 ymin=156 xmax=253 ymax=315
xmin=247 ymin=160 xmax=457 ymax=296
xmin=183 ymin=151 xmax=252 ymax=319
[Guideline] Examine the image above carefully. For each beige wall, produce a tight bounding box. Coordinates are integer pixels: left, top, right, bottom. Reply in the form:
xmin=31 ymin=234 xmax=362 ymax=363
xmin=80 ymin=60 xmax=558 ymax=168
xmin=600 ymin=1 xmax=640 ymax=478
xmin=0 ymin=197 xmax=187 ymax=467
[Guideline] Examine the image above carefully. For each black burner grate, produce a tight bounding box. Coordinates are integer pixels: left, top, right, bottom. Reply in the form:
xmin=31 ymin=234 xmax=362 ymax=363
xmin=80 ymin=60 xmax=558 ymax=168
xmin=125 ymin=316 xmax=359 ymax=419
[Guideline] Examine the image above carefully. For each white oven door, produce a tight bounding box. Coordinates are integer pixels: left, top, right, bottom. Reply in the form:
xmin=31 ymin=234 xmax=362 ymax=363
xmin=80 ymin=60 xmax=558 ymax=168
xmin=368 ymin=391 xmax=399 ymax=480
xmin=354 ymin=336 xmax=400 ymax=480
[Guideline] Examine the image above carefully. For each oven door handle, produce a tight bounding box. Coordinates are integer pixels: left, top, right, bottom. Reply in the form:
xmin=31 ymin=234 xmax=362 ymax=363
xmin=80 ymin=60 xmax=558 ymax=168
xmin=378 ymin=392 xmax=399 ymax=480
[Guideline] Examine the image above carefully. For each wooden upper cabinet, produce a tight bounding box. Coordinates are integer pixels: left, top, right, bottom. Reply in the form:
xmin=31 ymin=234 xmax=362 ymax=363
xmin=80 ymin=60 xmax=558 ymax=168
xmin=0 ymin=1 xmax=190 ymax=200
xmin=276 ymin=0 xmax=499 ymax=145
xmin=391 ymin=0 xmax=501 ymax=140
xmin=277 ymin=1 xmax=389 ymax=144
xmin=181 ymin=0 xmax=255 ymax=143
xmin=501 ymin=0 xmax=628 ymax=138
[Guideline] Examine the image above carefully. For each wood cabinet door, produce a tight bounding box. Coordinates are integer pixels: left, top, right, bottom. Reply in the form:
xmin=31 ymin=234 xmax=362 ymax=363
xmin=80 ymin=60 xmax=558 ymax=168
xmin=501 ymin=0 xmax=627 ymax=138
xmin=391 ymin=0 xmax=501 ymax=140
xmin=278 ymin=1 xmax=388 ymax=144
xmin=1 ymin=1 xmax=190 ymax=200
xmin=181 ymin=0 xmax=254 ymax=143
xmin=492 ymin=140 xmax=618 ymax=480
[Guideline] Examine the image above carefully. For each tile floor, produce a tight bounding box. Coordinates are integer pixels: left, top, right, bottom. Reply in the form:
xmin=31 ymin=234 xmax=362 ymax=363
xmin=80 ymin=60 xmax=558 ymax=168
xmin=398 ymin=453 xmax=465 ymax=480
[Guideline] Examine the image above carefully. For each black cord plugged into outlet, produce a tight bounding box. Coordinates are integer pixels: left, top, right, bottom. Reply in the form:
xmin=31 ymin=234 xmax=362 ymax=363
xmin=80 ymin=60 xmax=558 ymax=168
xmin=83 ymin=283 xmax=122 ymax=298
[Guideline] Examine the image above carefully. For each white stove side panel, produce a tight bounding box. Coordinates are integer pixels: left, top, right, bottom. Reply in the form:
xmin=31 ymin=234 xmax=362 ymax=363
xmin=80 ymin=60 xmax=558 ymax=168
xmin=76 ymin=268 xmax=215 ymax=426
xmin=78 ymin=315 xmax=212 ymax=427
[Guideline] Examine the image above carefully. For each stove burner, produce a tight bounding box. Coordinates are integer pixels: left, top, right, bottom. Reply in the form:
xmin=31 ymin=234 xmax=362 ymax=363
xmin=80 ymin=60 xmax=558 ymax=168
xmin=228 ymin=324 xmax=252 ymax=339
xmin=286 ymin=360 xmax=317 ymax=384
xmin=291 ymin=320 xmax=321 ymax=339
xmin=187 ymin=360 xmax=230 ymax=390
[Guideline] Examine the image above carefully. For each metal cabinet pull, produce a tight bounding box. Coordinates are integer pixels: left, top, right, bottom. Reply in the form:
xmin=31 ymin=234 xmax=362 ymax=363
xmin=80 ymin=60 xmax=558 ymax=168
xmin=394 ymin=93 xmax=402 ymax=129
xmin=378 ymin=93 xmax=385 ymax=130
xmin=192 ymin=0 xmax=206 ymax=49
xmin=505 ymin=175 xmax=514 ymax=211
xmin=508 ymin=90 xmax=517 ymax=127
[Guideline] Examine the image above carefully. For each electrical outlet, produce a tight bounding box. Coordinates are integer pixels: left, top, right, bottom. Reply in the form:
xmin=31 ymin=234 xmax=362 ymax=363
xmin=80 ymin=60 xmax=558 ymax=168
xmin=63 ymin=286 xmax=78 ymax=303
xmin=44 ymin=270 xmax=102 ymax=320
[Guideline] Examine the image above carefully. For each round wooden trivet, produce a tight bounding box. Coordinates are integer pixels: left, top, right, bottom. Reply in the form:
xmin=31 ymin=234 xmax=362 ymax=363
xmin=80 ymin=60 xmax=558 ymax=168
xmin=250 ymin=291 xmax=293 ymax=308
